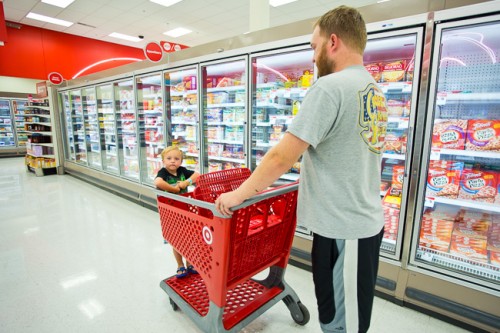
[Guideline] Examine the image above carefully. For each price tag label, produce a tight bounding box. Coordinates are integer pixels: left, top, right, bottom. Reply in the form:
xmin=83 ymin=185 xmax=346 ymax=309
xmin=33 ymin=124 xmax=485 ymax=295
xmin=424 ymin=197 xmax=435 ymax=208
xmin=436 ymin=92 xmax=447 ymax=106
xmin=429 ymin=149 xmax=440 ymax=161
xmin=420 ymin=251 xmax=434 ymax=262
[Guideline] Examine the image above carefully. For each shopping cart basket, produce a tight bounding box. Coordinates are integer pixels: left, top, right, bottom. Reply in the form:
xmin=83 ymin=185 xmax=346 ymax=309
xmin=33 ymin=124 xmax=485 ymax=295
xmin=155 ymin=168 xmax=309 ymax=332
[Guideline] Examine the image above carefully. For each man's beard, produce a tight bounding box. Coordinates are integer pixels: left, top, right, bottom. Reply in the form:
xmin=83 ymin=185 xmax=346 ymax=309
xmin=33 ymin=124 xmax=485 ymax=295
xmin=316 ymin=44 xmax=335 ymax=78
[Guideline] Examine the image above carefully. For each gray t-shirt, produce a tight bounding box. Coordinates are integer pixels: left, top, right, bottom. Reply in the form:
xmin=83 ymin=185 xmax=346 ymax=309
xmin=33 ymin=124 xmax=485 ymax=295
xmin=287 ymin=65 xmax=387 ymax=239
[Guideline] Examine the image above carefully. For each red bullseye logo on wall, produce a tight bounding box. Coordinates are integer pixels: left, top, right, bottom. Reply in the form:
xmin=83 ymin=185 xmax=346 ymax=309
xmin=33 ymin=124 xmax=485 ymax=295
xmin=144 ymin=42 xmax=163 ymax=62
xmin=48 ymin=72 xmax=64 ymax=85
xmin=202 ymin=226 xmax=213 ymax=245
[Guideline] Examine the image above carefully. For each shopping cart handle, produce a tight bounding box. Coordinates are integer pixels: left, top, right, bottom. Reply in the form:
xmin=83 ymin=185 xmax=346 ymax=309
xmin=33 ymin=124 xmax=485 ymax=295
xmin=154 ymin=181 xmax=299 ymax=218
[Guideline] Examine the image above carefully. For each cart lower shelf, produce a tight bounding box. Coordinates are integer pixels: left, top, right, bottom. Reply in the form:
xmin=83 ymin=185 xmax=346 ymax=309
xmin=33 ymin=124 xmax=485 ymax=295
xmin=160 ymin=271 xmax=309 ymax=332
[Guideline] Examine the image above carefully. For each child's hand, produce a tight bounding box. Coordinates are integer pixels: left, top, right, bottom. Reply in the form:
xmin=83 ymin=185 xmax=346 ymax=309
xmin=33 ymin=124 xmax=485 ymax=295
xmin=177 ymin=180 xmax=189 ymax=190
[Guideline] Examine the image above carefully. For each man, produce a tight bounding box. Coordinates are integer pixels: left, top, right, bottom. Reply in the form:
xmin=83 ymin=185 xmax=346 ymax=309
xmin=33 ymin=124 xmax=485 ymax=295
xmin=215 ymin=6 xmax=387 ymax=333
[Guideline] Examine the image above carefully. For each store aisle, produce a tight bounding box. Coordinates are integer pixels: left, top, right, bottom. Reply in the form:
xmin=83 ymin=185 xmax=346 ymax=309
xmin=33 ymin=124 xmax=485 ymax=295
xmin=0 ymin=157 xmax=472 ymax=333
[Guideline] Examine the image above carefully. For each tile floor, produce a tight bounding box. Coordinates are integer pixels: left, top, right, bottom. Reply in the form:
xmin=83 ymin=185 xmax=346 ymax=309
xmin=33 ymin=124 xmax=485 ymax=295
xmin=0 ymin=157 xmax=474 ymax=332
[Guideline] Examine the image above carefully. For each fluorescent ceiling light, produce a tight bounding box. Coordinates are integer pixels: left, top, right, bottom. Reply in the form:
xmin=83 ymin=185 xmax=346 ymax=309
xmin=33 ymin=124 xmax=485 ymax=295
xmin=26 ymin=12 xmax=73 ymax=27
xmin=269 ymin=0 xmax=298 ymax=7
xmin=150 ymin=0 xmax=183 ymax=7
xmin=41 ymin=0 xmax=75 ymax=8
xmin=163 ymin=27 xmax=191 ymax=38
xmin=109 ymin=32 xmax=142 ymax=42
xmin=377 ymin=0 xmax=391 ymax=3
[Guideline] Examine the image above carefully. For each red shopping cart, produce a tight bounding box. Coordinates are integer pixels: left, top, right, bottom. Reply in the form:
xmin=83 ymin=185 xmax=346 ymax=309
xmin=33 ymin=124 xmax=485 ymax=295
xmin=155 ymin=168 xmax=309 ymax=333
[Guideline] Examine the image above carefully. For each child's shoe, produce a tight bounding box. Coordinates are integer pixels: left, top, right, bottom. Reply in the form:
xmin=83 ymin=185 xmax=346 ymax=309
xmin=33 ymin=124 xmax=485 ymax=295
xmin=187 ymin=265 xmax=198 ymax=275
xmin=176 ymin=267 xmax=188 ymax=278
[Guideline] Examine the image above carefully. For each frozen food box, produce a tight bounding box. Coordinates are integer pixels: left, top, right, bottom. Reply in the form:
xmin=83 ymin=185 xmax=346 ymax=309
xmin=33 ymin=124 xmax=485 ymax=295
xmin=450 ymin=234 xmax=488 ymax=262
xmin=365 ymin=63 xmax=382 ymax=82
xmin=466 ymin=119 xmax=500 ymax=152
xmin=381 ymin=60 xmax=406 ymax=82
xmin=458 ymin=169 xmax=498 ymax=203
xmin=432 ymin=119 xmax=468 ymax=150
xmin=426 ymin=167 xmax=461 ymax=199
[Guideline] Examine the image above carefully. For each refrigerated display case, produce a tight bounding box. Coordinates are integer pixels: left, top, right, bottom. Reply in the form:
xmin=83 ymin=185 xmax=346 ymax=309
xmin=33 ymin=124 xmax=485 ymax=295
xmin=97 ymin=84 xmax=119 ymax=174
xmin=164 ymin=66 xmax=200 ymax=172
xmin=363 ymin=29 xmax=424 ymax=258
xmin=0 ymin=99 xmax=16 ymax=147
xmin=12 ymin=99 xmax=29 ymax=147
xmin=82 ymin=87 xmax=101 ymax=169
xmin=250 ymin=47 xmax=314 ymax=184
xmin=411 ymin=16 xmax=500 ymax=289
xmin=69 ymin=90 xmax=87 ymax=165
xmin=136 ymin=73 xmax=163 ymax=185
xmin=201 ymin=58 xmax=247 ymax=173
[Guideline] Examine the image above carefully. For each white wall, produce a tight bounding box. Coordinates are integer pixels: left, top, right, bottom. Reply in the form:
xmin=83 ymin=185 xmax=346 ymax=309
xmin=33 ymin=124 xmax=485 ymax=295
xmin=0 ymin=76 xmax=41 ymax=94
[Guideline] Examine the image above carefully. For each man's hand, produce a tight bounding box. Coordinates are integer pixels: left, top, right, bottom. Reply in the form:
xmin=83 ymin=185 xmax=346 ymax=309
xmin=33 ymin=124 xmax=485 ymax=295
xmin=215 ymin=190 xmax=245 ymax=216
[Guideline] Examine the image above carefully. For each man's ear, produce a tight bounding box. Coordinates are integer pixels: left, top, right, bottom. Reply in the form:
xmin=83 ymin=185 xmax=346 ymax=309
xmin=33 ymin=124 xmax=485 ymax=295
xmin=329 ymin=34 xmax=339 ymax=51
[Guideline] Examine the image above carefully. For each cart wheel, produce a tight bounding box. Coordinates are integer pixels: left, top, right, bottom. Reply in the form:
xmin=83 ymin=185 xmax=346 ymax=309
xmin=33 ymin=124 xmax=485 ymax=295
xmin=292 ymin=302 xmax=310 ymax=325
xmin=169 ymin=298 xmax=179 ymax=311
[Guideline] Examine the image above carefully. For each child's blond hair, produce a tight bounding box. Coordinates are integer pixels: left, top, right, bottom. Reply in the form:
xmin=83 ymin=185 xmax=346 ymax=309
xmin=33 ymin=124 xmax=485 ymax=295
xmin=160 ymin=146 xmax=183 ymax=161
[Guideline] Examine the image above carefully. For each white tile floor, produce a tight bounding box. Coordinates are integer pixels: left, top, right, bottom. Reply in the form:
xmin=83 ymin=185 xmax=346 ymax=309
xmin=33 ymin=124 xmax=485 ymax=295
xmin=0 ymin=157 xmax=473 ymax=333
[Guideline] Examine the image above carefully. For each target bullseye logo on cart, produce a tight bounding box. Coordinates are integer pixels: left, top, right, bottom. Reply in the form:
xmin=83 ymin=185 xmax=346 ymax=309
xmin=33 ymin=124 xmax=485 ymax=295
xmin=202 ymin=226 xmax=213 ymax=245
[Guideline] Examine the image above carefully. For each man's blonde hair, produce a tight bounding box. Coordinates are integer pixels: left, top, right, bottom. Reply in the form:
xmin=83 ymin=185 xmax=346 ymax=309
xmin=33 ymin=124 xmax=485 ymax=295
xmin=160 ymin=146 xmax=183 ymax=161
xmin=314 ymin=5 xmax=367 ymax=55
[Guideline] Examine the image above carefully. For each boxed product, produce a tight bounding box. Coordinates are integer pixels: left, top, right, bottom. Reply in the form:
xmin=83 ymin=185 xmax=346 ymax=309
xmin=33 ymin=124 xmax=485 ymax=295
xmin=466 ymin=119 xmax=500 ymax=152
xmin=423 ymin=205 xmax=461 ymax=222
xmin=364 ymin=63 xmax=382 ymax=82
xmin=458 ymin=169 xmax=498 ymax=203
xmin=453 ymin=220 xmax=490 ymax=239
xmin=387 ymin=99 xmax=405 ymax=116
xmin=391 ymin=165 xmax=405 ymax=190
xmin=383 ymin=205 xmax=399 ymax=241
xmin=419 ymin=218 xmax=454 ymax=252
xmin=381 ymin=60 xmax=406 ymax=82
xmin=426 ymin=167 xmax=461 ymax=199
xmin=384 ymin=131 xmax=407 ymax=154
xmin=450 ymin=233 xmax=488 ymax=262
xmin=490 ymin=249 xmax=500 ymax=267
xmin=207 ymin=108 xmax=223 ymax=122
xmin=382 ymin=186 xmax=402 ymax=209
xmin=432 ymin=119 xmax=468 ymax=150
xmin=208 ymin=144 xmax=224 ymax=157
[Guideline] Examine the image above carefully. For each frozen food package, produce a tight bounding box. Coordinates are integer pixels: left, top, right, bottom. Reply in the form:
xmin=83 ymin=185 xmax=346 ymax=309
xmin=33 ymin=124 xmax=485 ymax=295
xmin=364 ymin=63 xmax=382 ymax=82
xmin=432 ymin=119 xmax=468 ymax=150
xmin=381 ymin=60 xmax=406 ymax=82
xmin=426 ymin=167 xmax=461 ymax=199
xmin=458 ymin=169 xmax=498 ymax=203
xmin=465 ymin=119 xmax=500 ymax=152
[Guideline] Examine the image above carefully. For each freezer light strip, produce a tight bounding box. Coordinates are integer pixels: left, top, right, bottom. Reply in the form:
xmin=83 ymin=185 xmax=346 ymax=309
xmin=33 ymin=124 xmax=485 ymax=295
xmin=72 ymin=58 xmax=143 ymax=79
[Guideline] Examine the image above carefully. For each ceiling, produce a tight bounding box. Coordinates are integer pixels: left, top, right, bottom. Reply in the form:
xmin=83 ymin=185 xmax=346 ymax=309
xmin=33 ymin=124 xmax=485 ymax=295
xmin=3 ymin=0 xmax=382 ymax=49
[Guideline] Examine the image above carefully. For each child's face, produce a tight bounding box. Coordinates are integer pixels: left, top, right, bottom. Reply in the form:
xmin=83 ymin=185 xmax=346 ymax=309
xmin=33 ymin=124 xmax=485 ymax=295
xmin=163 ymin=150 xmax=183 ymax=173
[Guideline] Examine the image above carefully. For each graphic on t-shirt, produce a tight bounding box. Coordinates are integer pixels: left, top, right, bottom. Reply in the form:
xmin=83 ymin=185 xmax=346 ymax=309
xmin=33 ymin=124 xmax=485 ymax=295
xmin=358 ymin=84 xmax=388 ymax=154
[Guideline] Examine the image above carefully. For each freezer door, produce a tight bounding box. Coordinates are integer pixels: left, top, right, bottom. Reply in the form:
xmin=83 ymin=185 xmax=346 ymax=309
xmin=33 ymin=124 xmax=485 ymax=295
xmin=411 ymin=16 xmax=500 ymax=290
xmin=364 ymin=28 xmax=424 ymax=259
xmin=164 ymin=66 xmax=200 ymax=173
xmin=11 ymin=99 xmax=29 ymax=147
xmin=115 ymin=79 xmax=140 ymax=182
xmin=0 ymin=99 xmax=15 ymax=147
xmin=61 ymin=91 xmax=76 ymax=161
xmin=201 ymin=58 xmax=248 ymax=174
xmin=82 ymin=87 xmax=102 ymax=170
xmin=136 ymin=73 xmax=163 ymax=185
xmin=69 ymin=90 xmax=87 ymax=165
xmin=96 ymin=84 xmax=119 ymax=175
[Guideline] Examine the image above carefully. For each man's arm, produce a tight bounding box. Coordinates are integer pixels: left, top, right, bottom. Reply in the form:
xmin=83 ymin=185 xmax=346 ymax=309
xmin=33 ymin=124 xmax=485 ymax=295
xmin=215 ymin=132 xmax=309 ymax=215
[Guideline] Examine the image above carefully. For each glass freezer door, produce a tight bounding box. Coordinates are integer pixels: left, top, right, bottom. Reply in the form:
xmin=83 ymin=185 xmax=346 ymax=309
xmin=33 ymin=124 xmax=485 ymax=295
xmin=61 ymin=91 xmax=76 ymax=161
xmin=201 ymin=58 xmax=247 ymax=173
xmin=164 ymin=66 xmax=200 ymax=172
xmin=69 ymin=90 xmax=87 ymax=165
xmin=12 ymin=99 xmax=29 ymax=147
xmin=82 ymin=87 xmax=101 ymax=169
xmin=363 ymin=29 xmax=423 ymax=258
xmin=412 ymin=17 xmax=500 ymax=289
xmin=137 ymin=73 xmax=164 ymax=185
xmin=250 ymin=47 xmax=314 ymax=183
xmin=0 ymin=99 xmax=15 ymax=147
xmin=97 ymin=84 xmax=119 ymax=175
xmin=115 ymin=79 xmax=139 ymax=181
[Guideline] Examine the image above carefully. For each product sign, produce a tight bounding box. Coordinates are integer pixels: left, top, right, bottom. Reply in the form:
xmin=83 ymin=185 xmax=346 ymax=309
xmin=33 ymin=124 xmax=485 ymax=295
xmin=160 ymin=41 xmax=188 ymax=53
xmin=144 ymin=42 xmax=163 ymax=62
xmin=48 ymin=72 xmax=64 ymax=85
xmin=36 ymin=81 xmax=48 ymax=98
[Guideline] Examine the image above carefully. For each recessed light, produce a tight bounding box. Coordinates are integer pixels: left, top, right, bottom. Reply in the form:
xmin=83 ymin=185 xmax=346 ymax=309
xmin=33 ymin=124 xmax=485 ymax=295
xmin=26 ymin=13 xmax=73 ymax=27
xmin=41 ymin=0 xmax=75 ymax=8
xmin=163 ymin=27 xmax=191 ymax=38
xmin=109 ymin=32 xmax=142 ymax=42
xmin=150 ymin=0 xmax=183 ymax=7
xmin=269 ymin=0 xmax=298 ymax=7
